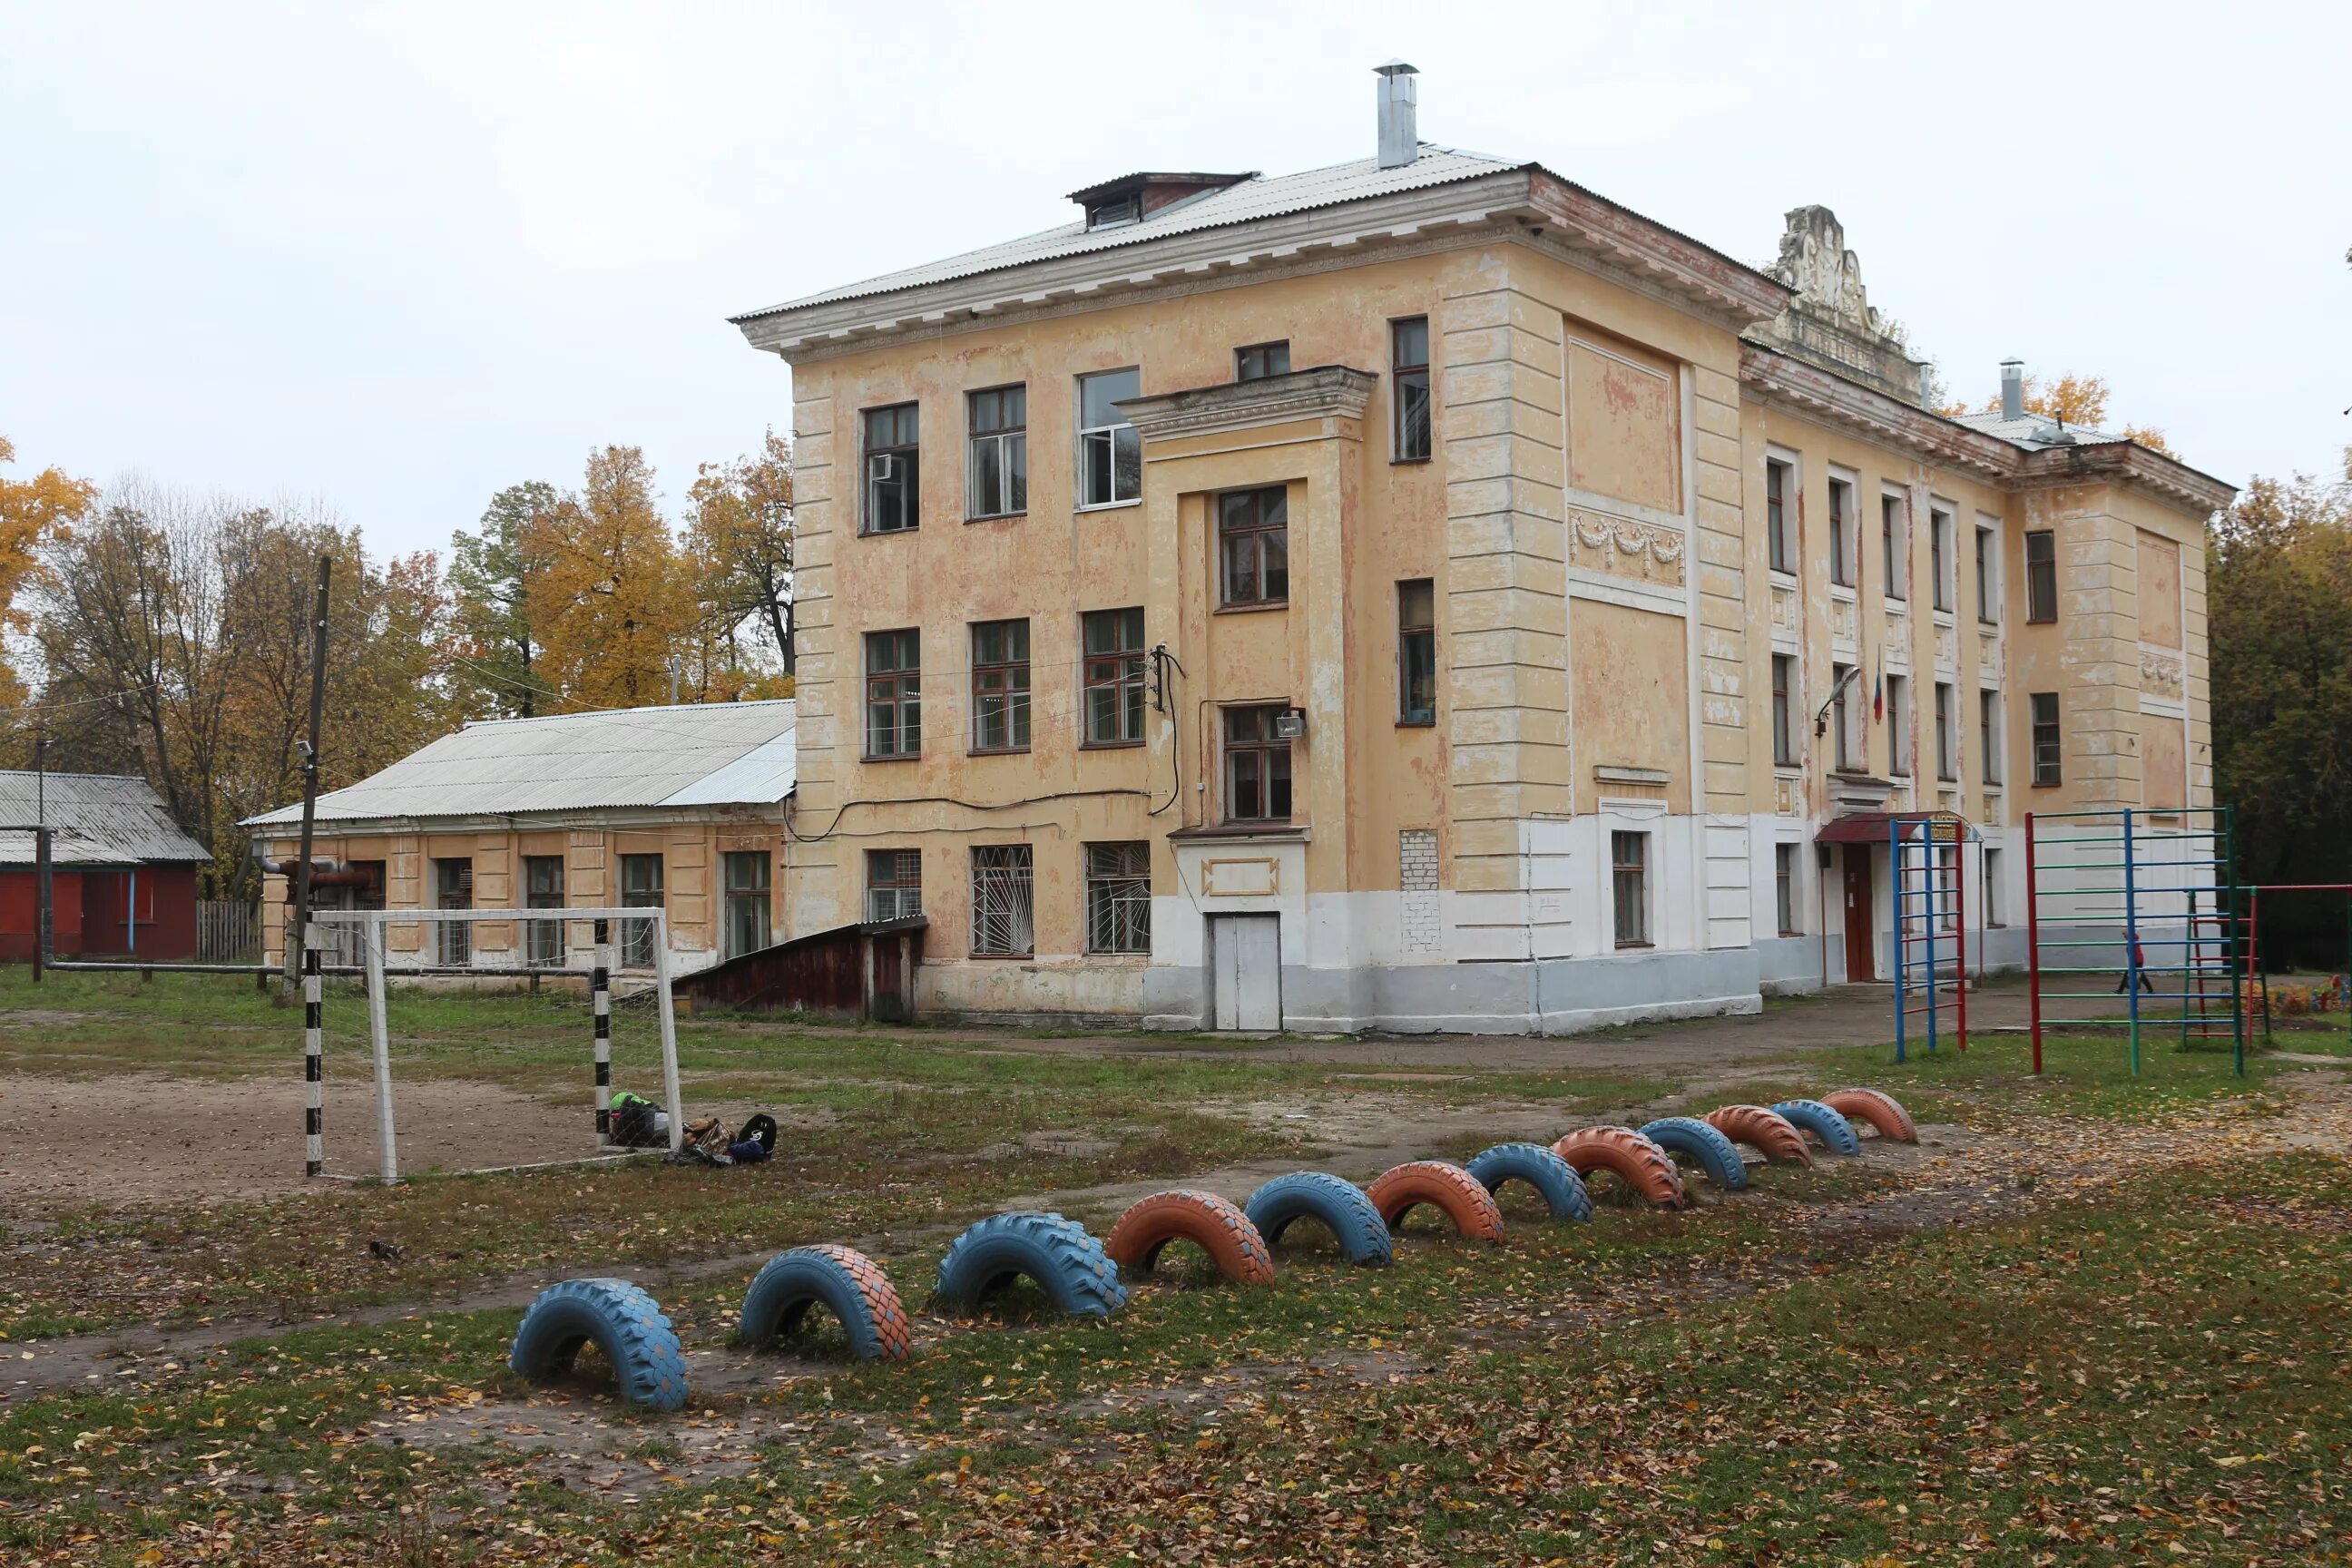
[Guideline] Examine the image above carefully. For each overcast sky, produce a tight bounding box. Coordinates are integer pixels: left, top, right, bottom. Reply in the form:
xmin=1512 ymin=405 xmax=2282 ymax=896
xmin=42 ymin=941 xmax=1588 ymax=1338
xmin=4 ymin=2 xmax=2346 ymax=560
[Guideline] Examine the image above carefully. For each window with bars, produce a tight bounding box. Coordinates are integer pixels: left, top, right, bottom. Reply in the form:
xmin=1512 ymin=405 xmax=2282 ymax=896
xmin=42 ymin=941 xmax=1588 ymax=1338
xmin=1828 ymin=478 xmax=1855 ymax=586
xmin=620 ymin=853 xmax=662 ymax=968
xmin=862 ymin=403 xmax=920 ymax=534
xmin=1392 ymin=317 xmax=1431 ymax=461
xmin=2031 ymin=692 xmax=2062 ymax=784
xmin=864 ymin=628 xmax=921 ymax=758
xmin=524 ymin=854 xmax=564 ymax=966
xmin=1223 ymin=705 xmax=1293 ymax=822
xmin=1766 ymin=458 xmax=1793 ymax=573
xmin=723 ymin=850 xmax=771 ymax=958
xmin=1770 ymin=652 xmax=1796 ymax=767
xmin=1881 ymin=493 xmax=1906 ymax=603
xmin=966 ymin=386 xmax=1026 ymax=520
xmin=2025 ymin=530 xmax=2058 ymax=622
xmin=1219 ymin=486 xmax=1289 ymax=607
xmin=1078 ymin=368 xmax=1142 ymax=508
xmin=866 ymin=848 xmax=923 ymax=922
xmin=1084 ymin=841 xmax=1151 ymax=955
xmin=1612 ymin=831 xmax=1650 ymax=948
xmin=1775 ymin=842 xmax=1799 ymax=936
xmin=1083 ymin=607 xmax=1146 ymax=746
xmin=969 ymin=845 xmax=1034 ymax=957
xmin=1980 ymin=689 xmax=2004 ymax=784
xmin=435 ymin=858 xmax=473 ymax=965
xmin=970 ymin=619 xmax=1031 ymax=752
xmin=1396 ymin=579 xmax=1436 ymax=725
xmin=1234 ymin=341 xmax=1290 ymax=381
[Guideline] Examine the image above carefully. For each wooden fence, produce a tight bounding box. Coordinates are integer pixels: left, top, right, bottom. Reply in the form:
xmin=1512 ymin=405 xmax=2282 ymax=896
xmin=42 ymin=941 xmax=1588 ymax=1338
xmin=196 ymin=900 xmax=261 ymax=965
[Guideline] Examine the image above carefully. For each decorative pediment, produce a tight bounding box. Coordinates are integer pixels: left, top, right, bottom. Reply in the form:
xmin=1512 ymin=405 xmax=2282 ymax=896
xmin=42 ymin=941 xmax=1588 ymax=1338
xmin=1115 ymin=366 xmax=1377 ymax=444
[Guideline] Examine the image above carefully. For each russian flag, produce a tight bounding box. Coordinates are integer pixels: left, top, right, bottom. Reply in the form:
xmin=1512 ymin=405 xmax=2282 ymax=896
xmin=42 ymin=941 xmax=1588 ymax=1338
xmin=1872 ymin=652 xmax=1884 ymax=722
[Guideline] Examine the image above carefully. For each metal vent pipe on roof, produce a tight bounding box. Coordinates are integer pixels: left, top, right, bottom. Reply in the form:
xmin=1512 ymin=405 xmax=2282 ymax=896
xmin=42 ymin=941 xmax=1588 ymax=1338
xmin=2000 ymin=358 xmax=2025 ymax=422
xmin=1375 ymin=60 xmax=1418 ymax=169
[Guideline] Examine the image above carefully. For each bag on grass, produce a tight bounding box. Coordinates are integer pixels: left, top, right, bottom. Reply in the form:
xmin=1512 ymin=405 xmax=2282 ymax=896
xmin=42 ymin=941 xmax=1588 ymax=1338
xmin=608 ymin=1092 xmax=666 ymax=1149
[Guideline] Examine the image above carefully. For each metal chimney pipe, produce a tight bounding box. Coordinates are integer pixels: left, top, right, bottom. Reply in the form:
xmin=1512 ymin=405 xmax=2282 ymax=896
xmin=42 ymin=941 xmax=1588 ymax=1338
xmin=1375 ymin=60 xmax=1418 ymax=169
xmin=2000 ymin=359 xmax=2025 ymax=422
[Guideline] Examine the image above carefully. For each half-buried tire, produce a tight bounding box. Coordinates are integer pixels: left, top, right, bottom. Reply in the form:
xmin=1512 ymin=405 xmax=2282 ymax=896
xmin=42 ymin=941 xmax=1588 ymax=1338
xmin=509 ymin=1278 xmax=690 ymax=1411
xmin=1105 ymin=1190 xmax=1275 ymax=1285
xmin=1464 ymin=1142 xmax=1593 ymax=1223
xmin=1771 ymin=1098 xmax=1864 ymax=1157
xmin=1701 ymin=1104 xmax=1815 ymax=1167
xmin=740 ymin=1244 xmax=912 ymax=1362
xmin=1638 ymin=1116 xmax=1749 ymax=1191
xmin=1364 ymin=1160 xmax=1506 ymax=1243
xmin=1551 ymin=1127 xmax=1689 ymax=1209
xmin=1822 ymin=1087 xmax=1920 ymax=1144
xmin=1242 ymin=1172 xmax=1395 ymax=1267
xmin=933 ymin=1212 xmax=1127 ymax=1318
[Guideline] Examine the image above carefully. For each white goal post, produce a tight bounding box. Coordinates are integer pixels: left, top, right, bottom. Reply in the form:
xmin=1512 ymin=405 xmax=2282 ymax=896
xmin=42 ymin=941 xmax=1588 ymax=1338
xmin=303 ymin=907 xmax=684 ymax=1183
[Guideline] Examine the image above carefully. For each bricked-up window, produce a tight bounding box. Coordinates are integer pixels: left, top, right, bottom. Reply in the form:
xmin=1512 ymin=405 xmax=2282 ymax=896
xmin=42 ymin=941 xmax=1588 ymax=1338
xmin=1881 ymin=493 xmax=1906 ymax=602
xmin=1083 ymin=608 xmax=1146 ymax=746
xmin=1078 ymin=368 xmax=1142 ymax=507
xmin=862 ymin=403 xmax=920 ymax=534
xmin=969 ymin=619 xmax=1031 ymax=752
xmin=1936 ymin=681 xmax=1957 ymax=781
xmin=2024 ymin=529 xmax=2058 ymax=622
xmin=864 ymin=629 xmax=921 ymax=758
xmin=1084 ymin=841 xmax=1151 ymax=954
xmin=1219 ymin=486 xmax=1289 ymax=607
xmin=435 ymin=857 xmax=472 ymax=965
xmin=1612 ymin=831 xmax=1651 ymax=948
xmin=969 ymin=845 xmax=1034 ymax=957
xmin=1832 ymin=662 xmax=1857 ymax=770
xmin=1234 ymin=342 xmax=1290 ymax=382
xmin=1396 ymin=578 xmax=1436 ymax=725
xmin=1931 ymin=508 xmax=1955 ymax=612
xmin=1886 ymin=675 xmax=1911 ymax=778
xmin=1771 ymin=652 xmax=1797 ymax=767
xmin=1828 ymin=478 xmax=1856 ymax=586
xmin=524 ymin=855 xmax=564 ymax=966
xmin=1981 ymin=689 xmax=2004 ymax=785
xmin=1766 ymin=458 xmax=1793 ymax=573
xmin=965 ymin=386 xmax=1026 ymax=520
xmin=1224 ymin=705 xmax=1293 ymax=822
xmin=1775 ymin=843 xmax=1799 ymax=936
xmin=1392 ymin=317 xmax=1432 ymax=461
xmin=1975 ymin=524 xmax=1999 ymax=623
xmin=2031 ymin=692 xmax=2063 ymax=785
xmin=866 ymin=848 xmax=922 ymax=922
xmin=723 ymin=851 xmax=771 ymax=959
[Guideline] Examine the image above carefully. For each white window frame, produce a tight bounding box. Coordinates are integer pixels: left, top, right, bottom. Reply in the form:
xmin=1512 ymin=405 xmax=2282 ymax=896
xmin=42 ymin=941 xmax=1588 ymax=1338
xmin=1076 ymin=368 xmax=1142 ymax=511
xmin=1610 ymin=829 xmax=1652 ymax=949
xmin=965 ymin=385 xmax=1027 ymax=521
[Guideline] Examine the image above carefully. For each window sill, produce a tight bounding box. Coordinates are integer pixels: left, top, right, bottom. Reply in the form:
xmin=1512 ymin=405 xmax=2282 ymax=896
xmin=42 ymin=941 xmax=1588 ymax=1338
xmin=861 ymin=752 xmax=923 ymax=763
xmin=965 ymin=513 xmax=1027 ymax=525
xmin=1396 ymin=717 xmax=1436 ymax=730
xmin=1168 ymin=822 xmax=1307 ymax=842
xmin=1077 ymin=498 xmax=1143 ymax=514
xmin=1215 ymin=601 xmax=1289 ymax=615
xmin=858 ymin=526 xmax=919 ymax=539
xmin=969 ymin=952 xmax=1035 ymax=963
xmin=1079 ymin=738 xmax=1146 ymax=751
xmin=2031 ymin=779 xmax=2063 ymax=789
xmin=968 ymin=746 xmax=1033 ymax=758
xmin=1768 ymin=568 xmax=1798 ymax=586
xmin=1390 ymin=455 xmax=1433 ymax=466
xmin=1614 ymin=941 xmax=1655 ymax=952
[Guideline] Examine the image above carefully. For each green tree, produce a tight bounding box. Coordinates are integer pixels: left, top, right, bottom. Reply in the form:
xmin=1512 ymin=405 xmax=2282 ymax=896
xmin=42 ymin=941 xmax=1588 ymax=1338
xmin=685 ymin=429 xmax=797 ymax=682
xmin=447 ymin=481 xmax=555 ymax=718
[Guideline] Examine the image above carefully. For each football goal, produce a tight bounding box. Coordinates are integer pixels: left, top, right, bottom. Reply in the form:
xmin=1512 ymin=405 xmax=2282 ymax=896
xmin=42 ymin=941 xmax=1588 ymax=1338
xmin=299 ymin=907 xmax=683 ymax=1183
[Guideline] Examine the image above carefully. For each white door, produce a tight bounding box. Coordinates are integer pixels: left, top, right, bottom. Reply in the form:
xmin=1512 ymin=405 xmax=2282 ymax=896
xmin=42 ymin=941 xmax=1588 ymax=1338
xmin=1210 ymin=915 xmax=1281 ymax=1031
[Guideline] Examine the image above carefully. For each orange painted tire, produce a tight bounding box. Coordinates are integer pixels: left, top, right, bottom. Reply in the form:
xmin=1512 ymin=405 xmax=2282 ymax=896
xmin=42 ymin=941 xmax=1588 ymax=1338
xmin=1103 ymin=1190 xmax=1276 ymax=1286
xmin=1364 ymin=1161 xmax=1506 ymax=1243
xmin=1702 ymin=1105 xmax=1815 ymax=1167
xmin=1823 ymin=1087 xmax=1919 ymax=1143
xmin=1550 ymin=1127 xmax=1689 ymax=1209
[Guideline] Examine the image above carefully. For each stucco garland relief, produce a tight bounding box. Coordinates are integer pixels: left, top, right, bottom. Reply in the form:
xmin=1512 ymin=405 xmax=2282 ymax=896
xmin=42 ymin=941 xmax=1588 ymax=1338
xmin=1566 ymin=508 xmax=1687 ymax=585
xmin=2139 ymin=649 xmax=2185 ymax=701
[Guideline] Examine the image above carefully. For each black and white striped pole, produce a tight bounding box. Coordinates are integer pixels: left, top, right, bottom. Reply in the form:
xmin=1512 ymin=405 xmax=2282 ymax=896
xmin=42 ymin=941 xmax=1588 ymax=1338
xmin=593 ymin=917 xmax=612 ymax=1143
xmin=302 ymin=923 xmax=324 ymax=1176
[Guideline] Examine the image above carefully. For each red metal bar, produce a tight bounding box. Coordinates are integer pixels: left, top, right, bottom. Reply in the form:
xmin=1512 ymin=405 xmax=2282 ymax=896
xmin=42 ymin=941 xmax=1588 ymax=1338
xmin=1955 ymin=838 xmax=1969 ymax=1052
xmin=2025 ymin=812 xmax=2043 ymax=1074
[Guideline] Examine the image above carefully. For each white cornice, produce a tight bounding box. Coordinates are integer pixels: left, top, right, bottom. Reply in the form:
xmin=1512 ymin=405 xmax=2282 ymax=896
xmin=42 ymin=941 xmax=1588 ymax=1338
xmin=1118 ymin=366 xmax=1377 ymax=443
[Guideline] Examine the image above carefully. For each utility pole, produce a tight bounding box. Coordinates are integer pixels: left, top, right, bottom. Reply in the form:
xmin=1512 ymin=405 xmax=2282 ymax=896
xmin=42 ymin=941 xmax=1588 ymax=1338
xmin=289 ymin=554 xmax=332 ymax=985
xmin=32 ymin=734 xmax=48 ymax=984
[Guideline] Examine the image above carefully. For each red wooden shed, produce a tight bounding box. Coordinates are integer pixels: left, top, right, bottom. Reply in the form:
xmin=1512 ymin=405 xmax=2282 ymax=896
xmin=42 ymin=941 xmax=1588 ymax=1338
xmin=0 ymin=771 xmax=211 ymax=963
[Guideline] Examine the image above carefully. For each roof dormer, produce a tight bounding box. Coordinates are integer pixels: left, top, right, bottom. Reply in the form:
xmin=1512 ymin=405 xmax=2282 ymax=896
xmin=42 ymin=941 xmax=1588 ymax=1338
xmin=1066 ymin=172 xmax=1253 ymax=231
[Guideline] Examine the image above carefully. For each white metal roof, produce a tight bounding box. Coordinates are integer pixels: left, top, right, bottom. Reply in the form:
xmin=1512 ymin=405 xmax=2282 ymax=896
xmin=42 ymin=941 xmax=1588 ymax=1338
xmin=1948 ymin=409 xmax=2130 ymax=451
xmin=242 ymin=701 xmax=798 ymax=828
xmin=0 ymin=771 xmax=210 ymax=864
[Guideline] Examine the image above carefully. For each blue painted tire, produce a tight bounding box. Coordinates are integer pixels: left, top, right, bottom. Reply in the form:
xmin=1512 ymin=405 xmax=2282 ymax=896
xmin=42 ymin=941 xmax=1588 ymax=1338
xmin=933 ymin=1212 xmax=1127 ymax=1318
xmin=740 ymin=1244 xmax=912 ymax=1361
xmin=509 ymin=1278 xmax=689 ymax=1411
xmin=1772 ymin=1098 xmax=1864 ymax=1157
xmin=1242 ymin=1172 xmax=1394 ymax=1267
xmin=1637 ymin=1116 xmax=1749 ymax=1191
xmin=1464 ymin=1142 xmax=1593 ymax=1222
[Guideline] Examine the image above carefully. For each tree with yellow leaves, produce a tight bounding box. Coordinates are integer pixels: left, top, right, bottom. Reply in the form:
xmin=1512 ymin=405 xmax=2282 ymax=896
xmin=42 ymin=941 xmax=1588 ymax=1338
xmin=0 ymin=435 xmax=97 ymax=709
xmin=522 ymin=446 xmax=695 ymax=710
xmin=684 ymin=428 xmax=796 ymax=685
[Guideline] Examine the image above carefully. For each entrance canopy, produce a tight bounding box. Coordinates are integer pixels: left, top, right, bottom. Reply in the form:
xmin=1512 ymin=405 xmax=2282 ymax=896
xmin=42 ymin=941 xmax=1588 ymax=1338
xmin=1816 ymin=809 xmax=1977 ymax=846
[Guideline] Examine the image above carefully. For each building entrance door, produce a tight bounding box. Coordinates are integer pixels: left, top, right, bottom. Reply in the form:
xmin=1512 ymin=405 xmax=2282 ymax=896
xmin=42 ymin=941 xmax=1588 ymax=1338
xmin=1843 ymin=848 xmax=1877 ymax=982
xmin=1209 ymin=914 xmax=1281 ymax=1031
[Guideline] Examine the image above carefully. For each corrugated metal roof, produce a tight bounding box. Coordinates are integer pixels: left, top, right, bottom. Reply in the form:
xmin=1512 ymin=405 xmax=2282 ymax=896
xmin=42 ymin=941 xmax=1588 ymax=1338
xmin=1948 ymin=409 xmax=2130 ymax=451
xmin=733 ymin=147 xmax=1525 ymax=318
xmin=0 ymin=772 xmax=210 ymax=864
xmin=242 ymin=701 xmax=799 ymax=828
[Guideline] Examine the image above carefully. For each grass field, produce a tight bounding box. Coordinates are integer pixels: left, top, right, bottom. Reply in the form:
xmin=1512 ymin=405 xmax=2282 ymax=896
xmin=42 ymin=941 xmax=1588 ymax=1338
xmin=3 ymin=968 xmax=2348 ymax=1565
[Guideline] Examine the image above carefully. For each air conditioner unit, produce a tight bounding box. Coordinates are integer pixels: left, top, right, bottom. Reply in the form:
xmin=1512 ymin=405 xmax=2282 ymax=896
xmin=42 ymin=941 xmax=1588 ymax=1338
xmin=1272 ymin=708 xmax=1308 ymax=740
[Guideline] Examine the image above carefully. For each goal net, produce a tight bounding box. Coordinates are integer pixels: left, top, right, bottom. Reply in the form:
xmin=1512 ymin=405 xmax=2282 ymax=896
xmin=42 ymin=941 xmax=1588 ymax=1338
xmin=300 ymin=907 xmax=682 ymax=1182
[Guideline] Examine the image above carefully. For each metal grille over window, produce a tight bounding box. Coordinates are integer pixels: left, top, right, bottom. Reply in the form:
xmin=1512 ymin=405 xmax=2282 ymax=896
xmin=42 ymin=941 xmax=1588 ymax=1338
xmin=1396 ymin=579 xmax=1436 ymax=724
xmin=1219 ymin=486 xmax=1289 ymax=607
xmin=435 ymin=858 xmax=472 ymax=965
xmin=863 ymin=403 xmax=920 ymax=534
xmin=1224 ymin=705 xmax=1293 ymax=822
xmin=1083 ymin=608 xmax=1146 ymax=744
xmin=866 ymin=848 xmax=923 ymax=922
xmin=2031 ymin=692 xmax=2063 ymax=784
xmin=723 ymin=850 xmax=771 ymax=958
xmin=969 ymin=845 xmax=1034 ymax=957
xmin=524 ymin=854 xmax=564 ymax=966
xmin=1612 ymin=831 xmax=1650 ymax=948
xmin=1084 ymin=841 xmax=1151 ymax=954
xmin=970 ymin=619 xmax=1031 ymax=752
xmin=865 ymin=629 xmax=921 ymax=757
xmin=966 ymin=386 xmax=1026 ymax=519
xmin=1078 ymin=368 xmax=1141 ymax=507
xmin=1392 ymin=317 xmax=1431 ymax=460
